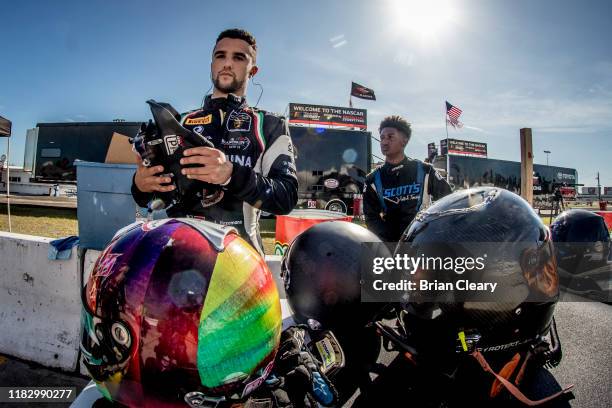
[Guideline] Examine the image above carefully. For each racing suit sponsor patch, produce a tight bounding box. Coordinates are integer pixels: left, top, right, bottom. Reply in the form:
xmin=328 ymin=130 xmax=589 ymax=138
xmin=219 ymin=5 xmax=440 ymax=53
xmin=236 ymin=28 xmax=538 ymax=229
xmin=226 ymin=110 xmax=252 ymax=132
xmin=383 ymin=182 xmax=421 ymax=198
xmin=228 ymin=155 xmax=252 ymax=167
xmin=164 ymin=135 xmax=181 ymax=155
xmin=221 ymin=135 xmax=251 ymax=150
xmin=185 ymin=114 xmax=212 ymax=125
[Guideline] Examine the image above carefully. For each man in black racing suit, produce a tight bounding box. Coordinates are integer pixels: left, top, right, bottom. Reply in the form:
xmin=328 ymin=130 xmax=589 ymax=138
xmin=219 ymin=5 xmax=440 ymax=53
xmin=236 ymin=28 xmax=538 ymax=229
xmin=364 ymin=115 xmax=451 ymax=242
xmin=131 ymin=29 xmax=297 ymax=255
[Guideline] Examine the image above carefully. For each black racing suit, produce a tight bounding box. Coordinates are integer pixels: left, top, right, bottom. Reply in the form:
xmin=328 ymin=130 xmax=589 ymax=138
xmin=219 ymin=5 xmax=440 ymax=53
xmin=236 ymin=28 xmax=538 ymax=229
xmin=132 ymin=94 xmax=298 ymax=255
xmin=364 ymin=157 xmax=451 ymax=242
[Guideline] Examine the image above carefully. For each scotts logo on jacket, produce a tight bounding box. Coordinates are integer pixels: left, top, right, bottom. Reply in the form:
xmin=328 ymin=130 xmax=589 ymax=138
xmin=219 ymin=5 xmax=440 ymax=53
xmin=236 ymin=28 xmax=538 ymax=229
xmin=383 ymin=182 xmax=421 ymax=198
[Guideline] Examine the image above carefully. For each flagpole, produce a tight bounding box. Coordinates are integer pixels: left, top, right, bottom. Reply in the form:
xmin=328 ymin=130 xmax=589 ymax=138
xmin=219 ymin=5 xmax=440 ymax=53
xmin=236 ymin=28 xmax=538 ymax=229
xmin=445 ymin=105 xmax=450 ymax=183
xmin=349 ymin=95 xmax=353 ymax=108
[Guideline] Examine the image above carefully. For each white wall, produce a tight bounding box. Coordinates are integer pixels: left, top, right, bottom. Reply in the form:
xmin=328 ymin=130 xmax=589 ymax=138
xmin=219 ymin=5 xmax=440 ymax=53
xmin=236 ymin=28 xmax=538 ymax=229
xmin=0 ymin=232 xmax=81 ymax=371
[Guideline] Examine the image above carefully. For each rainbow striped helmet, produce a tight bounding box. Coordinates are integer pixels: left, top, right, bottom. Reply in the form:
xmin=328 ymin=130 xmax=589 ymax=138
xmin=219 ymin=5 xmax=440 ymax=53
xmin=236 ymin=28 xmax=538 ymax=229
xmin=80 ymin=218 xmax=281 ymax=407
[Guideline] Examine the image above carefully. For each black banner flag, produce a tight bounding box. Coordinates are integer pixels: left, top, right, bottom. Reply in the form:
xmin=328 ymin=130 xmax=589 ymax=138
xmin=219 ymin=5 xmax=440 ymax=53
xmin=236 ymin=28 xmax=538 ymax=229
xmin=350 ymin=82 xmax=376 ymax=101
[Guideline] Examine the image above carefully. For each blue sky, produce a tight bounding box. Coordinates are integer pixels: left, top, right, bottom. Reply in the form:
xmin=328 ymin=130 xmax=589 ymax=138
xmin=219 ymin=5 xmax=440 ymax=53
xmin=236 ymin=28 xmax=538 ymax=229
xmin=1 ymin=0 xmax=611 ymax=186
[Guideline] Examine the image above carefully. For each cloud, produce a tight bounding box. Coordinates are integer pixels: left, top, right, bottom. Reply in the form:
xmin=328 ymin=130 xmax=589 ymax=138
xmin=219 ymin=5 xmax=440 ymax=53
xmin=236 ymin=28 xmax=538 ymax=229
xmin=63 ymin=118 xmax=76 ymax=122
xmin=463 ymin=125 xmax=486 ymax=133
xmin=329 ymin=34 xmax=347 ymax=48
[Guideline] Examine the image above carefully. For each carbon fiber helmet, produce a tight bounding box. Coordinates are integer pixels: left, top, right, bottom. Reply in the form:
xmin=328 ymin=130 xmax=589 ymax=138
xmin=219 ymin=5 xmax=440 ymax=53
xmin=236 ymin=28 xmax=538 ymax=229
xmin=550 ymin=209 xmax=611 ymax=301
xmin=395 ymin=187 xmax=560 ymax=368
xmin=281 ymin=221 xmax=391 ymax=333
xmin=81 ymin=218 xmax=281 ymax=407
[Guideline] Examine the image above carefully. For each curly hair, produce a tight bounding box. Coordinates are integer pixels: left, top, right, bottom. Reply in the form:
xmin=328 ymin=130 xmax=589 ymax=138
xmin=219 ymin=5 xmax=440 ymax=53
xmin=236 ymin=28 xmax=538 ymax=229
xmin=379 ymin=115 xmax=412 ymax=142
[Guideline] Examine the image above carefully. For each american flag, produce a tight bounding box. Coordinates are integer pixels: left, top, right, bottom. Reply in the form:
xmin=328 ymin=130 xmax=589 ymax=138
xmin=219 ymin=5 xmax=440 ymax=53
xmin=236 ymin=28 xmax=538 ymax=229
xmin=446 ymin=101 xmax=463 ymax=129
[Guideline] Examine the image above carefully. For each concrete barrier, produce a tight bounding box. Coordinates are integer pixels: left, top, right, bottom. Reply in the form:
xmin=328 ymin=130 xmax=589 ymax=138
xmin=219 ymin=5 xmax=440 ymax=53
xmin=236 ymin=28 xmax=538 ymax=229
xmin=0 ymin=233 xmax=285 ymax=375
xmin=0 ymin=232 xmax=81 ymax=371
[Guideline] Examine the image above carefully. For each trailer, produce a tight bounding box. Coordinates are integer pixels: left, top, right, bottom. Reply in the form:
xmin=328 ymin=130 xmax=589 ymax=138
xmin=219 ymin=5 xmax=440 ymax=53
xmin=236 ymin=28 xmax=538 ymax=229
xmin=25 ymin=121 xmax=142 ymax=182
xmin=432 ymin=154 xmax=578 ymax=196
xmin=287 ymin=103 xmax=371 ymax=215
xmin=290 ymin=126 xmax=371 ymax=214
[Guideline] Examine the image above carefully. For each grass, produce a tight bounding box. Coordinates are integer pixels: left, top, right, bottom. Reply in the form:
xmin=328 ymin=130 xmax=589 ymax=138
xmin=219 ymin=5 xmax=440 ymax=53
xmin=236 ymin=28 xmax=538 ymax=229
xmin=0 ymin=204 xmax=281 ymax=253
xmin=0 ymin=204 xmax=78 ymax=238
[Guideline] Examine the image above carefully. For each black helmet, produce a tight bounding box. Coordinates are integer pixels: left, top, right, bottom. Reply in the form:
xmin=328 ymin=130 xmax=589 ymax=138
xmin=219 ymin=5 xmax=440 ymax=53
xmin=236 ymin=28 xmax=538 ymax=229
xmin=281 ymin=221 xmax=391 ymax=333
xmin=550 ymin=209 xmax=611 ymax=301
xmin=394 ymin=187 xmax=560 ymax=369
xmin=281 ymin=221 xmax=391 ymax=403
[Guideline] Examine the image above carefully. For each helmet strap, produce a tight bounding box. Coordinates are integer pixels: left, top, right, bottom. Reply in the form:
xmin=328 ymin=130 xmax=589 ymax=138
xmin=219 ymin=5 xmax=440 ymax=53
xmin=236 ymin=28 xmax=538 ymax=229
xmin=471 ymin=350 xmax=573 ymax=406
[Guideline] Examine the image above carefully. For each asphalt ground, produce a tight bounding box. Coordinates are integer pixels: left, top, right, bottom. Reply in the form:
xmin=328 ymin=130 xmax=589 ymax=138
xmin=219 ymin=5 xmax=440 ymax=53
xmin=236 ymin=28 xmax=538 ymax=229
xmin=0 ymin=297 xmax=609 ymax=407
xmin=340 ymin=297 xmax=611 ymax=407
xmin=547 ymin=298 xmax=612 ymax=407
xmin=0 ymin=356 xmax=89 ymax=408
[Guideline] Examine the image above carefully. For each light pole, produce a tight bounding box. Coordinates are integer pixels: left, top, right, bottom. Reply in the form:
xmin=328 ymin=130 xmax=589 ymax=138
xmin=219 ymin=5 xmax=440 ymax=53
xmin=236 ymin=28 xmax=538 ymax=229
xmin=543 ymin=150 xmax=551 ymax=166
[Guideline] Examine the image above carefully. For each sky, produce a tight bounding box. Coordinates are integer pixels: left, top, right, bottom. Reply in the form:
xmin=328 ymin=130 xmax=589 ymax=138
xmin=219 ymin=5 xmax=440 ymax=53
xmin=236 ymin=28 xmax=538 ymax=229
xmin=1 ymin=0 xmax=611 ymax=186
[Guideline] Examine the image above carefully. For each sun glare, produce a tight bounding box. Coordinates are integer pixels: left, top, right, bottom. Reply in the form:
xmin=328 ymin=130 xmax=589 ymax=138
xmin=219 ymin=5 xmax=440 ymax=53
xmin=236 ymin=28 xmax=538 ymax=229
xmin=388 ymin=0 xmax=457 ymax=44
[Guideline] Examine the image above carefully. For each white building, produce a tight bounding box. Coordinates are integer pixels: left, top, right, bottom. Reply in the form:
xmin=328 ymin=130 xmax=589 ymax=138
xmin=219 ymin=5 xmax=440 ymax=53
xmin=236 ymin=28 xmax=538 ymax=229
xmin=0 ymin=165 xmax=75 ymax=196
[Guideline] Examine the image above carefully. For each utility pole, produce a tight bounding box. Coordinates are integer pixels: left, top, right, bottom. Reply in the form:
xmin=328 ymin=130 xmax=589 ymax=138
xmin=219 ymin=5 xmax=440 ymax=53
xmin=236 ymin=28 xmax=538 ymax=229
xmin=597 ymin=172 xmax=602 ymax=203
xmin=520 ymin=128 xmax=534 ymax=205
xmin=544 ymin=150 xmax=551 ymax=166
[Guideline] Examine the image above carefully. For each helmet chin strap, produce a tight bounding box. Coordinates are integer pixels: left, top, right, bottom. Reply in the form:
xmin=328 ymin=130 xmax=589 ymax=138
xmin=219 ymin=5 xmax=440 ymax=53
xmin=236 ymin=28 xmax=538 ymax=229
xmin=471 ymin=350 xmax=573 ymax=406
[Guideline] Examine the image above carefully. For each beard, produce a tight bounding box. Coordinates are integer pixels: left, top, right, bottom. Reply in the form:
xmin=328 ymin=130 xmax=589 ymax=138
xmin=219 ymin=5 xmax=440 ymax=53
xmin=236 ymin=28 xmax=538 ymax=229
xmin=212 ymin=73 xmax=246 ymax=94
